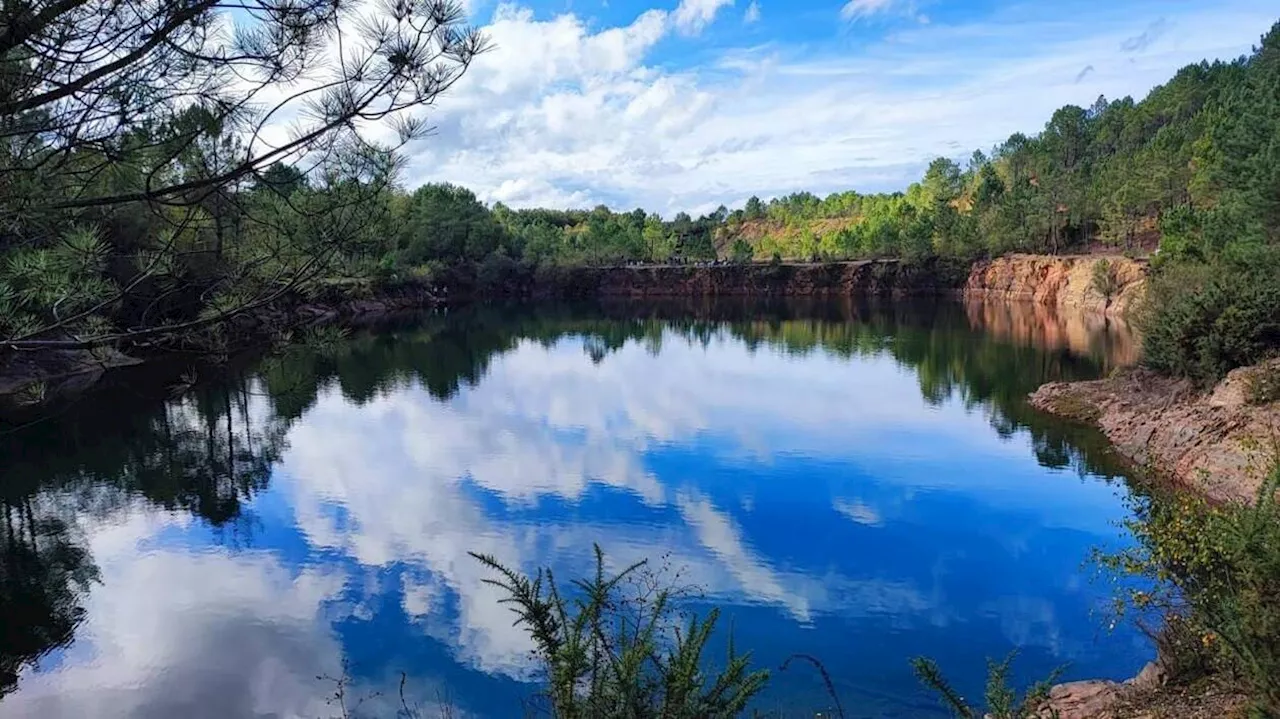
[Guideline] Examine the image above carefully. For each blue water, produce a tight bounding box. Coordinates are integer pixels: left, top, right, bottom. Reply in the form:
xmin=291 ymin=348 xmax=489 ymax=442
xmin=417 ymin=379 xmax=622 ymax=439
xmin=0 ymin=300 xmax=1150 ymax=718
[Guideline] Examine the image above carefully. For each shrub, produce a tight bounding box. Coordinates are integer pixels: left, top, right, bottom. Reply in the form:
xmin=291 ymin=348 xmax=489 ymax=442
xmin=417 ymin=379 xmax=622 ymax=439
xmin=473 ymin=547 xmax=1070 ymax=719
xmin=1157 ymin=205 xmax=1205 ymax=262
xmin=1138 ymin=250 xmax=1280 ymax=384
xmin=1104 ymin=462 xmax=1280 ymax=715
xmin=1090 ymin=259 xmax=1118 ymax=300
xmin=1244 ymin=362 xmax=1280 ymax=405
xmin=475 ymin=250 xmax=521 ymax=294
xmin=1144 ymin=611 xmax=1219 ymax=686
xmin=471 ymin=546 xmax=768 ymax=718
xmin=912 ymin=652 xmax=1061 ymax=719
xmin=730 ymin=239 xmax=754 ymax=264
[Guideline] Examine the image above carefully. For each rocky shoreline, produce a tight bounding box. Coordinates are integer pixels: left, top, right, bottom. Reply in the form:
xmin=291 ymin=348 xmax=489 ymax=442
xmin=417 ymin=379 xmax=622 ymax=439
xmin=1031 ymin=360 xmax=1280 ymax=504
xmin=1030 ymin=361 xmax=1278 ymax=717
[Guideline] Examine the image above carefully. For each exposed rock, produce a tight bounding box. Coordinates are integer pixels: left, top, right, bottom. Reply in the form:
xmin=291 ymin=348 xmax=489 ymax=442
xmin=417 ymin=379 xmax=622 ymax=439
xmin=1044 ymin=680 xmax=1124 ymax=719
xmin=965 ymin=254 xmax=1148 ymax=318
xmin=0 ymin=345 xmax=142 ymax=410
xmin=1030 ymin=361 xmax=1280 ymax=503
xmin=538 ymin=259 xmax=968 ymax=299
xmin=1128 ymin=662 xmax=1167 ymax=692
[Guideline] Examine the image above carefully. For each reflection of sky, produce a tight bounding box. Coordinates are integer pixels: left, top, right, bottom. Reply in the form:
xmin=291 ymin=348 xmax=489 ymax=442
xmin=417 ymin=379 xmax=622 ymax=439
xmin=3 ymin=330 xmax=1148 ymax=718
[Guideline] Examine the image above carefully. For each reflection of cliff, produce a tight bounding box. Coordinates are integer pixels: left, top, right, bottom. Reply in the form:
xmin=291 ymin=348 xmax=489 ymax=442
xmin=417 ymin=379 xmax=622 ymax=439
xmin=963 ymin=300 xmax=1139 ymax=370
xmin=540 ymin=259 xmax=969 ymax=299
xmin=242 ymin=300 xmax=1133 ymax=479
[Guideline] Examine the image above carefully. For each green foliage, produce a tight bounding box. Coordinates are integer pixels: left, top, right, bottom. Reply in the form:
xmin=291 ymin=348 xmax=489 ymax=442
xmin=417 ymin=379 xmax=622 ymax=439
xmin=471 ymin=545 xmax=768 ymax=719
xmin=0 ymin=0 xmax=485 ymax=353
xmin=1138 ymin=248 xmax=1280 ymax=383
xmin=702 ymin=22 xmax=1280 ymax=264
xmin=1244 ymin=363 xmax=1280 ymax=405
xmin=397 ymin=184 xmax=508 ymax=265
xmin=1156 ymin=205 xmax=1205 ymax=262
xmin=729 ymin=239 xmax=754 ymax=263
xmin=912 ymin=652 xmax=1061 ymax=719
xmin=1103 ymin=463 xmax=1280 ymax=715
xmin=0 ymin=227 xmax=118 ymax=340
xmin=1090 ymin=259 xmax=1118 ymax=300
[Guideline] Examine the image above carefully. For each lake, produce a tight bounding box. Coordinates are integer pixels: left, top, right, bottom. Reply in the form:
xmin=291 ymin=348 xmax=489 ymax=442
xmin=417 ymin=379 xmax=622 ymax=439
xmin=0 ymin=298 xmax=1150 ymax=718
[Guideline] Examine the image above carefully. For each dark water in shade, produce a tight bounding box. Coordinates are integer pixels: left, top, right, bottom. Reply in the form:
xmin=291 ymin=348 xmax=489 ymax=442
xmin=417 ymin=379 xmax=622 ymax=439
xmin=0 ymin=298 xmax=1151 ymax=718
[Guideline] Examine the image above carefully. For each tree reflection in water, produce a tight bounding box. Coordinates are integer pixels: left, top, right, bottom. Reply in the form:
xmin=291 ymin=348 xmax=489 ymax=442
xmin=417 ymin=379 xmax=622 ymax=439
xmin=0 ymin=297 xmax=1135 ymax=701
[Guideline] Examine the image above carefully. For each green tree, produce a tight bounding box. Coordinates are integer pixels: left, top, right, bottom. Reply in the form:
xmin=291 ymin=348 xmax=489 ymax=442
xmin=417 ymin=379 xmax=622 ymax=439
xmin=397 ymin=184 xmax=509 ymax=265
xmin=0 ymin=0 xmax=488 ymax=353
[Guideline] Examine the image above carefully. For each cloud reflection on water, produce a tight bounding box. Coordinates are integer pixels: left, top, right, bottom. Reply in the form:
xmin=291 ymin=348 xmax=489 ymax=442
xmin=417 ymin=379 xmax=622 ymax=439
xmin=1 ymin=310 xmax=1147 ymax=718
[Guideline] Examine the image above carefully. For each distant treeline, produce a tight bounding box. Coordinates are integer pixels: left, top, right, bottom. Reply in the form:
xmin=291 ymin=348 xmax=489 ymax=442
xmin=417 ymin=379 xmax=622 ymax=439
xmin=384 ymin=21 xmax=1279 ymax=269
xmin=2 ymin=4 xmax=1276 ymax=381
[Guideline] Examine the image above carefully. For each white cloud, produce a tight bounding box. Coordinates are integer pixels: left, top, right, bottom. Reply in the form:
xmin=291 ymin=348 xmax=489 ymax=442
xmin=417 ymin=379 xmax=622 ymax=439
xmin=673 ymin=0 xmax=736 ymax=35
xmin=0 ymin=326 xmax=1141 ymax=712
xmin=394 ymin=0 xmax=1270 ymax=215
xmin=264 ymin=331 xmax=1057 ymax=673
xmin=834 ymin=497 xmax=883 ymax=527
xmin=840 ymin=0 xmax=898 ymax=22
xmin=0 ymin=507 xmax=348 ymax=719
xmin=744 ymin=0 xmax=761 ymax=24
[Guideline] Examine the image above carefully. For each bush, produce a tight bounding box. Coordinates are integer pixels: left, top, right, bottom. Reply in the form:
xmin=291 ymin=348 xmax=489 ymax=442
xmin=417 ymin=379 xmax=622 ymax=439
xmin=729 ymin=239 xmax=754 ymax=264
xmin=1157 ymin=205 xmax=1205 ymax=262
xmin=475 ymin=250 xmax=522 ymax=294
xmin=1244 ymin=362 xmax=1280 ymax=405
xmin=1138 ymin=250 xmax=1280 ymax=384
xmin=471 ymin=546 xmax=768 ymax=718
xmin=1104 ymin=462 xmax=1280 ymax=715
xmin=472 ymin=547 xmax=1070 ymax=719
xmin=1145 ymin=611 xmax=1219 ymax=686
xmin=1091 ymin=259 xmax=1118 ymax=300
xmin=913 ymin=652 xmax=1061 ymax=719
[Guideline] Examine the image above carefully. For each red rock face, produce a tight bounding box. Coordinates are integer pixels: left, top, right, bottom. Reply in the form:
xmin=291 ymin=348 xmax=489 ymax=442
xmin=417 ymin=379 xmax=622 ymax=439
xmin=963 ymin=254 xmax=1148 ymax=318
xmin=548 ymin=261 xmax=964 ymax=298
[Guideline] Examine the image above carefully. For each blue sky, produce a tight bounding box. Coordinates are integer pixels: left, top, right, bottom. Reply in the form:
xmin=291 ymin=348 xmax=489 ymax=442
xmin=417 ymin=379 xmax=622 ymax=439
xmin=352 ymin=0 xmax=1273 ymax=213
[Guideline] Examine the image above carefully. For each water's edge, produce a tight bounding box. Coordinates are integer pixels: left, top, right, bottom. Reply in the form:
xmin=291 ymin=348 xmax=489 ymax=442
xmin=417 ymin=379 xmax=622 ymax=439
xmin=1 ymin=255 xmax=1146 ymax=415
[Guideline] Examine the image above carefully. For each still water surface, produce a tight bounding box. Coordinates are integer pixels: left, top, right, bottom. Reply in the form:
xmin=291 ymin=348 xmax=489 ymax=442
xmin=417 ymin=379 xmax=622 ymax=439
xmin=0 ymin=299 xmax=1149 ymax=718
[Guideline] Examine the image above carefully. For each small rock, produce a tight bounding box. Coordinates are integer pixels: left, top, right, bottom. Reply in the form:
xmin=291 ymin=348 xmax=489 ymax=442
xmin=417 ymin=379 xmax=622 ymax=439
xmin=1128 ymin=661 xmax=1167 ymax=691
xmin=1044 ymin=680 xmax=1122 ymax=719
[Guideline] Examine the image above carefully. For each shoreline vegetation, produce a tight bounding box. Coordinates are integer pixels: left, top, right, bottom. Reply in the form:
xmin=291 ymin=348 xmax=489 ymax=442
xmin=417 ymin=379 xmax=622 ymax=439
xmin=3 ymin=2 xmax=1280 ymax=717
xmin=3 ymin=10 xmax=1276 ymax=390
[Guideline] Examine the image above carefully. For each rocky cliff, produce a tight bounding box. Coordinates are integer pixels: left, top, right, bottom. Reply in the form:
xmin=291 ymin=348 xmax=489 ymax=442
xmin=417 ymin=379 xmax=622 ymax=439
xmin=965 ymin=254 xmax=1148 ymax=317
xmin=537 ymin=259 xmax=968 ymax=299
xmin=1031 ymin=360 xmax=1280 ymax=503
xmin=529 ymin=254 xmax=1149 ymax=313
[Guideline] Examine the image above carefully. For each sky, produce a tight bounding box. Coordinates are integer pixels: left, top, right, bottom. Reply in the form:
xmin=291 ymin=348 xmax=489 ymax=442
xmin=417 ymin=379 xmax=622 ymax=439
xmin=308 ymin=0 xmax=1275 ymax=214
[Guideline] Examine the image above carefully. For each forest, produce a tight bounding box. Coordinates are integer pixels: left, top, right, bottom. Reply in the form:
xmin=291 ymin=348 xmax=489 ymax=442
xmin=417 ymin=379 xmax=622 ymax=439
xmin=0 ymin=4 xmax=1277 ymax=381
xmin=387 ymin=20 xmax=1280 ymax=268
